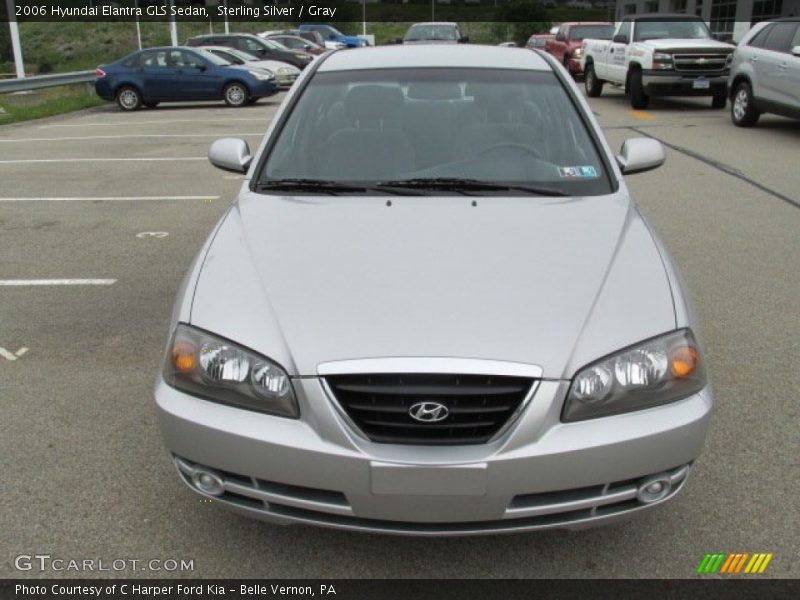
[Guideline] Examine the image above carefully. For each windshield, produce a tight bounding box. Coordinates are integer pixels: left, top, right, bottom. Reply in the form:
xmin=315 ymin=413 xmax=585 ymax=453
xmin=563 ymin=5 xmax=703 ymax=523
xmin=570 ymin=25 xmax=614 ymax=41
xmin=405 ymin=25 xmax=458 ymax=41
xmin=221 ymin=47 xmax=258 ymax=62
xmin=198 ymin=50 xmax=232 ymax=67
xmin=262 ymin=38 xmax=288 ymax=51
xmin=634 ymin=19 xmax=712 ymax=41
xmin=258 ymin=68 xmax=612 ymax=196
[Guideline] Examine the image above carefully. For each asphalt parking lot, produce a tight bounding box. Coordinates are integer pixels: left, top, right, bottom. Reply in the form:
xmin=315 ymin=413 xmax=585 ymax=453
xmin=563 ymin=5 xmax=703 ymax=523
xmin=1 ymin=83 xmax=798 ymax=579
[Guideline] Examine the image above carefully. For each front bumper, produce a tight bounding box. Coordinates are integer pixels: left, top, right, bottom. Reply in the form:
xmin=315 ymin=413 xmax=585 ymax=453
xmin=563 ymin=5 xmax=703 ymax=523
xmin=155 ymin=378 xmax=712 ymax=535
xmin=642 ymin=70 xmax=729 ymax=96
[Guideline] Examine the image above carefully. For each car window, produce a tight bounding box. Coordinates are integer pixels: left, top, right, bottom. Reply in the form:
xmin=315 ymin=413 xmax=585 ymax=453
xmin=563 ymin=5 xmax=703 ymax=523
xmin=570 ymin=25 xmax=614 ymax=41
xmin=178 ymin=50 xmax=206 ymax=68
xmin=616 ymin=20 xmax=632 ymax=42
xmin=259 ymin=68 xmax=612 ymax=196
xmin=121 ymin=54 xmax=140 ymax=68
xmin=747 ymin=23 xmax=773 ymax=48
xmin=241 ymin=38 xmax=265 ymax=53
xmin=633 ymin=19 xmax=712 ymax=42
xmin=405 ymin=25 xmax=458 ymax=41
xmin=763 ymin=22 xmax=798 ymax=53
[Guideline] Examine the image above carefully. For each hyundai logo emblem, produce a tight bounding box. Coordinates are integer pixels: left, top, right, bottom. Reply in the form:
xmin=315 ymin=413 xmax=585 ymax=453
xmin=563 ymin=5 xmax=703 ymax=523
xmin=408 ymin=402 xmax=449 ymax=423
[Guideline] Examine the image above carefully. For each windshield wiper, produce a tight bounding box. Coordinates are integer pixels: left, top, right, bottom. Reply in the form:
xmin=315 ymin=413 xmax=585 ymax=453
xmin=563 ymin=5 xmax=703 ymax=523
xmin=376 ymin=178 xmax=568 ymax=196
xmin=256 ymin=178 xmax=424 ymax=196
xmin=257 ymin=179 xmax=369 ymax=194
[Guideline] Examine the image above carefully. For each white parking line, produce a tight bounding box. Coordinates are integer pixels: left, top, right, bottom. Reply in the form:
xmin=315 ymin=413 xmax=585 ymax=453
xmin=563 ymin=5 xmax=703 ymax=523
xmin=0 ymin=347 xmax=28 ymax=360
xmin=0 ymin=279 xmax=117 ymax=286
xmin=0 ymin=157 xmax=206 ymax=164
xmin=40 ymin=118 xmax=268 ymax=128
xmin=0 ymin=133 xmax=263 ymax=143
xmin=0 ymin=195 xmax=219 ymax=202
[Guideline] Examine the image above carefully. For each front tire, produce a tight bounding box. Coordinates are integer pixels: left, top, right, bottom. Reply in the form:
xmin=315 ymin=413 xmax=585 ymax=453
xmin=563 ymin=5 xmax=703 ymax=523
xmin=223 ymin=82 xmax=249 ymax=108
xmin=731 ymin=81 xmax=760 ymax=127
xmin=584 ymin=63 xmax=603 ymax=97
xmin=629 ymin=69 xmax=649 ymax=109
xmin=711 ymin=88 xmax=727 ymax=109
xmin=116 ymin=86 xmax=141 ymax=111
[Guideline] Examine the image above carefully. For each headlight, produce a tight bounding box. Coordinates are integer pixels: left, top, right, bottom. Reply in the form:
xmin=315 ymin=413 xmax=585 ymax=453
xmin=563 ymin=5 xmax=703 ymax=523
xmin=571 ymin=47 xmax=583 ymax=58
xmin=164 ymin=324 xmax=298 ymax=418
xmin=563 ymin=329 xmax=706 ymax=422
xmin=248 ymin=70 xmax=274 ymax=81
xmin=652 ymin=52 xmax=673 ymax=70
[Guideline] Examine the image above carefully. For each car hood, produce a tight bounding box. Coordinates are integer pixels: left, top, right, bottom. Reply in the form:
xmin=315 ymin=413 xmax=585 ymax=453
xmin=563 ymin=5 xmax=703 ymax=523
xmin=190 ymin=193 xmax=676 ymax=378
xmin=637 ymin=39 xmax=734 ymax=51
xmin=249 ymin=59 xmax=298 ymax=73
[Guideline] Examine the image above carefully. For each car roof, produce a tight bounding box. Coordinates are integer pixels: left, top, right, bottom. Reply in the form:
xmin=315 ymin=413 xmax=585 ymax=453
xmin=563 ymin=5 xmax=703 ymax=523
xmin=409 ymin=22 xmax=459 ymax=27
xmin=318 ymin=45 xmax=552 ymax=72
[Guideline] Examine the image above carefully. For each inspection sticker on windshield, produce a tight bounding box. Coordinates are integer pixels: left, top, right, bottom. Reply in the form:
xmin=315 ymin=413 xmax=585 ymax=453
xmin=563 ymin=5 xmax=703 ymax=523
xmin=558 ymin=166 xmax=598 ymax=179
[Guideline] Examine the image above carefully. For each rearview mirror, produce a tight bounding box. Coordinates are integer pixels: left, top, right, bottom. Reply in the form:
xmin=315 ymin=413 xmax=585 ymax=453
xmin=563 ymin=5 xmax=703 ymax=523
xmin=209 ymin=138 xmax=252 ymax=174
xmin=616 ymin=138 xmax=665 ymax=174
xmin=793 ymin=46 xmax=800 ymax=56
xmin=613 ymin=34 xmax=629 ymax=44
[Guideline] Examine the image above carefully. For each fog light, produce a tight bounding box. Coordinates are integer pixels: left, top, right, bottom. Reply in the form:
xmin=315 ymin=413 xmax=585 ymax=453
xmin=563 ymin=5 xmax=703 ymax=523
xmin=191 ymin=469 xmax=224 ymax=496
xmin=637 ymin=475 xmax=671 ymax=504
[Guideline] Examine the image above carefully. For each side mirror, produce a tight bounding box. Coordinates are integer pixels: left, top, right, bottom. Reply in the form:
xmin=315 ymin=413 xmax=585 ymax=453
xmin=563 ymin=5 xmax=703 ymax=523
xmin=613 ymin=34 xmax=629 ymax=44
xmin=395 ymin=37 xmax=404 ymax=44
xmin=793 ymin=46 xmax=800 ymax=56
xmin=616 ymin=138 xmax=665 ymax=174
xmin=209 ymin=138 xmax=252 ymax=174
xmin=459 ymin=36 xmax=470 ymax=44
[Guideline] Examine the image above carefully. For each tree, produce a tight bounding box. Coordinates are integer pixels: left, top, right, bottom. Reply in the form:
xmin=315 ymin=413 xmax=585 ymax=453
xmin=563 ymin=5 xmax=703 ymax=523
xmin=500 ymin=0 xmax=550 ymax=47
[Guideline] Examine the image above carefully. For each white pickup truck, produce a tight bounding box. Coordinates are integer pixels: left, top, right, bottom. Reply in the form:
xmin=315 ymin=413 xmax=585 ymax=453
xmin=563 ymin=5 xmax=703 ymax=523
xmin=581 ymin=14 xmax=735 ymax=109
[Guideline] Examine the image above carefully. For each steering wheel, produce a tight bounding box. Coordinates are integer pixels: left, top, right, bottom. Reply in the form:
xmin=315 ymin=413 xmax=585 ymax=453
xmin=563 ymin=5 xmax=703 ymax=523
xmin=477 ymin=143 xmax=543 ymax=160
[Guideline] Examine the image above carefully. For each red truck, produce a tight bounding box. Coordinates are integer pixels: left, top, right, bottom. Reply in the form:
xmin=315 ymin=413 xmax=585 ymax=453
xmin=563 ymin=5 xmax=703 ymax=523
xmin=545 ymin=22 xmax=614 ymax=76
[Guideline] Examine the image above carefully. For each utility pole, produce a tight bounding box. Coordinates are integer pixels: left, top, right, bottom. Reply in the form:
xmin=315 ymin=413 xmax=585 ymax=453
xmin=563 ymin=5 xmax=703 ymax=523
xmin=169 ymin=0 xmax=178 ymax=46
xmin=5 ymin=0 xmax=25 ymax=78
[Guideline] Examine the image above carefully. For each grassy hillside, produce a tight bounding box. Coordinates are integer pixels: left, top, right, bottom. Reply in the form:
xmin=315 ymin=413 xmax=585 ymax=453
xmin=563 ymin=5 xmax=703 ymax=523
xmin=3 ymin=9 xmax=608 ymax=76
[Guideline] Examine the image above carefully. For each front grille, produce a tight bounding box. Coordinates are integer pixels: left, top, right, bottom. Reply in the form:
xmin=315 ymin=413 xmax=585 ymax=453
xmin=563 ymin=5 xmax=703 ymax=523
xmin=673 ymin=53 xmax=729 ymax=72
xmin=325 ymin=373 xmax=535 ymax=445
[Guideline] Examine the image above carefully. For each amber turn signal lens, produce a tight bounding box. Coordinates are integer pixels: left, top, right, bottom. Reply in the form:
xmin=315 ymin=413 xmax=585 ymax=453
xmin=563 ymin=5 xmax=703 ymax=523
xmin=172 ymin=341 xmax=197 ymax=373
xmin=669 ymin=346 xmax=698 ymax=378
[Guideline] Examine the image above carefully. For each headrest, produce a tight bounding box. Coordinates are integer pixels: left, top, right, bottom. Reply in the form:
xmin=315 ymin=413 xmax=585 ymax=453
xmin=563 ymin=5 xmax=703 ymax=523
xmin=406 ymin=82 xmax=462 ymax=101
xmin=345 ymin=85 xmax=404 ymax=123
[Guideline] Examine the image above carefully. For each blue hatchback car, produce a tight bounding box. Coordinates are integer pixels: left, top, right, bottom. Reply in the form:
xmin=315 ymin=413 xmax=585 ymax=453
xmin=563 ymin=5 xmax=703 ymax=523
xmin=95 ymin=47 xmax=279 ymax=111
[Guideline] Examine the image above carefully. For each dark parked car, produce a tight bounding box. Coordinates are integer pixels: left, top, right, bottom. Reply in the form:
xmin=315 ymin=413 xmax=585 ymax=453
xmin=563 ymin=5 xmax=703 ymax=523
xmin=94 ymin=47 xmax=278 ymax=111
xmin=186 ymin=34 xmax=314 ymax=69
xmin=263 ymin=34 xmax=325 ymax=55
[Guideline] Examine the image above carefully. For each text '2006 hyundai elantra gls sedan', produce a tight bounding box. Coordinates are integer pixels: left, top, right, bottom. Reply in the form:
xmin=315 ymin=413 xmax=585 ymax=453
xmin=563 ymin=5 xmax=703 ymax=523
xmin=155 ymin=45 xmax=711 ymax=535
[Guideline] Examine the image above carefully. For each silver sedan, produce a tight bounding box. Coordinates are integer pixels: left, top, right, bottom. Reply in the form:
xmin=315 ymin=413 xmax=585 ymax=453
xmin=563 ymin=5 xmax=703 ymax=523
xmin=156 ymin=46 xmax=711 ymax=535
xmin=199 ymin=45 xmax=300 ymax=88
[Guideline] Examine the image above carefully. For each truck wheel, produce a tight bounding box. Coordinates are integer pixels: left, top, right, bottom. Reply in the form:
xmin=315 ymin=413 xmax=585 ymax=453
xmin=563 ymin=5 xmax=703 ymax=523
xmin=711 ymin=88 xmax=727 ymax=109
xmin=629 ymin=69 xmax=649 ymax=110
xmin=116 ymin=86 xmax=141 ymax=111
xmin=731 ymin=81 xmax=760 ymax=127
xmin=584 ymin=64 xmax=603 ymax=97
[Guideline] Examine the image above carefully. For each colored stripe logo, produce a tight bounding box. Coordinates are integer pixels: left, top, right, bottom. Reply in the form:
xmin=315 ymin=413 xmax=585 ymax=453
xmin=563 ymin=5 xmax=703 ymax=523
xmin=697 ymin=553 xmax=773 ymax=574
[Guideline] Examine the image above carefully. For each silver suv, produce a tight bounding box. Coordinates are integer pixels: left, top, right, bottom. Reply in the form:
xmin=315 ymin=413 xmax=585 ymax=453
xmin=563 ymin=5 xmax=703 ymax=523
xmin=729 ymin=18 xmax=800 ymax=127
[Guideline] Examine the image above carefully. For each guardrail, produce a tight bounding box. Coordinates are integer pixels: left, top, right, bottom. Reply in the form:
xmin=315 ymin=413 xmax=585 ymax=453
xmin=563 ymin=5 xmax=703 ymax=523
xmin=0 ymin=70 xmax=96 ymax=93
